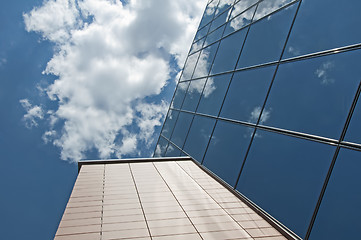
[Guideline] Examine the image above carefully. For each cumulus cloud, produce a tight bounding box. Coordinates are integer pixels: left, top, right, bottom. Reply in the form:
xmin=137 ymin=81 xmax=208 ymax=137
xmin=23 ymin=0 xmax=206 ymax=161
xmin=19 ymin=99 xmax=44 ymax=128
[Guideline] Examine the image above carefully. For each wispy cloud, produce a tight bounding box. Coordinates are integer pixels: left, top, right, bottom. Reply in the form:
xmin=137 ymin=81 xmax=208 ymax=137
xmin=315 ymin=61 xmax=335 ymax=85
xmin=19 ymin=99 xmax=44 ymax=128
xmin=0 ymin=58 xmax=7 ymax=67
xmin=22 ymin=0 xmax=206 ymax=161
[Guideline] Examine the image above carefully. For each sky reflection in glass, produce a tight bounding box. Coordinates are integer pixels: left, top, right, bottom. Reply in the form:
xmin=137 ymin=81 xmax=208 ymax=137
xmin=284 ymin=0 xmax=361 ymax=58
xmin=220 ymin=65 xmax=276 ymax=123
xmin=183 ymin=115 xmax=216 ymax=163
xmin=237 ymin=130 xmax=335 ymax=238
xmin=309 ymin=148 xmax=361 ymax=240
xmin=263 ymin=49 xmax=361 ymax=139
xmin=203 ymin=120 xmax=254 ymax=186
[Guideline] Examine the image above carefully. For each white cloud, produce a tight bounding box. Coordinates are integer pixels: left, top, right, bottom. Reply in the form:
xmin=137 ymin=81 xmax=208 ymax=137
xmin=23 ymin=0 xmax=206 ymax=162
xmin=19 ymin=99 xmax=44 ymax=128
xmin=229 ymin=0 xmax=294 ymax=31
xmin=287 ymin=46 xmax=300 ymax=56
xmin=249 ymin=106 xmax=271 ymax=124
xmin=315 ymin=61 xmax=335 ymax=85
xmin=0 ymin=58 xmax=6 ymax=67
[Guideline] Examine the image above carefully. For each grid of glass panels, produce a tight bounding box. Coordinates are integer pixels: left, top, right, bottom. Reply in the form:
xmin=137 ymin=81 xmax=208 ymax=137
xmin=155 ymin=0 xmax=361 ymax=239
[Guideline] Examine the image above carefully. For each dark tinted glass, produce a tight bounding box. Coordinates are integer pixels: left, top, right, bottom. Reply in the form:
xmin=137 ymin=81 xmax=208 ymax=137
xmin=183 ymin=115 xmax=216 ymax=163
xmin=237 ymin=3 xmax=297 ymax=68
xmin=197 ymin=73 xmax=232 ymax=116
xmin=237 ymin=130 xmax=335 ymax=238
xmin=345 ymin=96 xmax=361 ymax=144
xmin=193 ymin=42 xmax=219 ymax=79
xmin=181 ymin=52 xmax=200 ymax=81
xmin=161 ymin=110 xmax=179 ymax=139
xmin=309 ymin=148 xmax=361 ymax=240
xmin=182 ymin=78 xmax=207 ymax=112
xmin=154 ymin=137 xmax=169 ymax=157
xmin=264 ymin=50 xmax=361 ymax=139
xmin=170 ymin=112 xmax=193 ymax=147
xmin=171 ymin=81 xmax=189 ymax=109
xmin=211 ymin=28 xmax=247 ymax=74
xmin=284 ymin=0 xmax=361 ymax=59
xmin=220 ymin=65 xmax=276 ymax=123
xmin=203 ymin=120 xmax=254 ymax=186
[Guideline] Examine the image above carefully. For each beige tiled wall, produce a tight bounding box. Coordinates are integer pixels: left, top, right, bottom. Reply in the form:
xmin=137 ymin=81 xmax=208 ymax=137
xmin=55 ymin=160 xmax=287 ymax=240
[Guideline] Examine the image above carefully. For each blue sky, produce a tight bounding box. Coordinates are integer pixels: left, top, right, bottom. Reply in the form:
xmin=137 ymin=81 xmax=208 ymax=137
xmin=0 ymin=0 xmax=205 ymax=239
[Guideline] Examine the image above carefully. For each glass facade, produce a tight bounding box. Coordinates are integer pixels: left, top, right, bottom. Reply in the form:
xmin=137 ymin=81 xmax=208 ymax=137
xmin=155 ymin=0 xmax=361 ymax=239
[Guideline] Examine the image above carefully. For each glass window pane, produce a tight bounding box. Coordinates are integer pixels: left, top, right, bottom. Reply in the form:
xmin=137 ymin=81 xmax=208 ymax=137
xmin=203 ymin=120 xmax=254 ymax=187
xmin=194 ymin=24 xmax=211 ymax=42
xmin=215 ymin=0 xmax=234 ymax=17
xmin=309 ymin=148 xmax=361 ymax=240
xmin=220 ymin=65 xmax=276 ymax=123
xmin=210 ymin=10 xmax=229 ymax=32
xmin=161 ymin=110 xmax=179 ymax=139
xmin=230 ymin=0 xmax=258 ymax=19
xmin=237 ymin=3 xmax=297 ymax=68
xmin=154 ymin=137 xmax=169 ymax=157
xmin=237 ymin=130 xmax=335 ymax=238
xmin=345 ymin=96 xmax=361 ymax=145
xmin=183 ymin=115 xmax=216 ymax=163
xmin=204 ymin=25 xmax=225 ymax=46
xmin=263 ymin=49 xmax=361 ymax=139
xmin=199 ymin=0 xmax=219 ymax=29
xmin=170 ymin=112 xmax=194 ymax=148
xmin=284 ymin=0 xmax=361 ymax=59
xmin=180 ymin=52 xmax=200 ymax=81
xmin=182 ymin=78 xmax=207 ymax=112
xmin=225 ymin=5 xmax=256 ymax=35
xmin=197 ymin=73 xmax=232 ymax=116
xmin=171 ymin=81 xmax=189 ymax=109
xmin=211 ymin=28 xmax=247 ymax=74
xmin=193 ymin=42 xmax=219 ymax=79
xmin=165 ymin=143 xmax=182 ymax=157
xmin=253 ymin=0 xmax=295 ymax=21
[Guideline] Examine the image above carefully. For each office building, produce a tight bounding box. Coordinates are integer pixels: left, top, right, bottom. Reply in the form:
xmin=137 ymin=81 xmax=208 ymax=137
xmin=55 ymin=157 xmax=290 ymax=239
xmin=155 ymin=0 xmax=361 ymax=239
xmin=55 ymin=0 xmax=361 ymax=239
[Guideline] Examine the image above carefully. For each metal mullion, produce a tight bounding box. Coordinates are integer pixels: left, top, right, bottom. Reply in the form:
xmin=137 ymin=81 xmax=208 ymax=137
xmin=197 ymin=0 xmax=218 ymax=31
xmin=234 ymin=0 xmax=303 ymax=189
xmin=180 ymin=9 xmax=230 ymax=154
xmin=170 ymin=107 xmax=349 ymax=151
xmin=153 ymin=0 xmax=211 ymax=156
xmin=160 ymin=134 xmax=190 ymax=157
xmin=199 ymin=1 xmax=259 ymax=168
xmin=340 ymin=141 xmax=361 ymax=152
xmin=162 ymin=1 xmax=222 ymax=156
xmin=280 ymin=43 xmax=361 ymax=65
xmin=228 ymin=0 xmax=260 ymax=23
xmin=214 ymin=0 xmax=236 ymax=19
xmin=305 ymin=80 xmax=361 ymax=240
xmin=188 ymin=43 xmax=361 ymax=84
